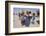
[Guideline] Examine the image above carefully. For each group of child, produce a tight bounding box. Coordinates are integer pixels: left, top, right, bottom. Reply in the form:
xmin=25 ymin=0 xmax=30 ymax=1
xmin=18 ymin=11 xmax=39 ymax=27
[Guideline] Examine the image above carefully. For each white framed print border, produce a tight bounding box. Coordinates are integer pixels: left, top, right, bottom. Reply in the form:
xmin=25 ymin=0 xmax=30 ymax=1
xmin=5 ymin=1 xmax=45 ymax=35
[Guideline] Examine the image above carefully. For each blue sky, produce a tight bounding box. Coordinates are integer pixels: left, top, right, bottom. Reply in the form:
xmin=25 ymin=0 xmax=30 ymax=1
xmin=13 ymin=8 xmax=39 ymax=13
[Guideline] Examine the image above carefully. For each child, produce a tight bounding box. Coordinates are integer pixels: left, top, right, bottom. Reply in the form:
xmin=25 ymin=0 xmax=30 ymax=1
xmin=20 ymin=12 xmax=25 ymax=26
xmin=28 ymin=11 xmax=32 ymax=21
xmin=32 ymin=13 xmax=35 ymax=24
xmin=24 ymin=11 xmax=30 ymax=27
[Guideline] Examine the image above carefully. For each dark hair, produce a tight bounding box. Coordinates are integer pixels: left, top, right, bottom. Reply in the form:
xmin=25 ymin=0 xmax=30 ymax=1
xmin=33 ymin=13 xmax=35 ymax=16
xmin=37 ymin=12 xmax=40 ymax=16
xmin=29 ymin=11 xmax=31 ymax=14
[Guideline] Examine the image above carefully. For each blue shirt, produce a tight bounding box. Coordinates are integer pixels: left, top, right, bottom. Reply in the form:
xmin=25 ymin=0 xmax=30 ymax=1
xmin=24 ymin=16 xmax=30 ymax=27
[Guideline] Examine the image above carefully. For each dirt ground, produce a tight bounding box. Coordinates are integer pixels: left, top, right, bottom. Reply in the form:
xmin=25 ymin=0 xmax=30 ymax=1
xmin=13 ymin=15 xmax=40 ymax=28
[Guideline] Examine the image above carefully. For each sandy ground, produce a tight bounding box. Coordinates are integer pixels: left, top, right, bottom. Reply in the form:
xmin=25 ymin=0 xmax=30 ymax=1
xmin=13 ymin=15 xmax=40 ymax=28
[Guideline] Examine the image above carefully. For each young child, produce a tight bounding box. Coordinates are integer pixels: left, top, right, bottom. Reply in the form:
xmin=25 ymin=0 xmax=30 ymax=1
xmin=20 ymin=12 xmax=25 ymax=26
xmin=28 ymin=11 xmax=32 ymax=20
xmin=32 ymin=13 xmax=35 ymax=24
xmin=24 ymin=11 xmax=30 ymax=27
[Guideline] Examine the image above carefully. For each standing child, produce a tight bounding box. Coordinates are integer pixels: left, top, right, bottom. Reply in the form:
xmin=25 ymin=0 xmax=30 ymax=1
xmin=24 ymin=11 xmax=30 ymax=27
xmin=28 ymin=11 xmax=32 ymax=21
xmin=32 ymin=13 xmax=35 ymax=24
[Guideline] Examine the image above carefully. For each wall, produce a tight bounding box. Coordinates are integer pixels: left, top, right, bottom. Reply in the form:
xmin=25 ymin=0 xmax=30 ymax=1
xmin=0 ymin=0 xmax=46 ymax=36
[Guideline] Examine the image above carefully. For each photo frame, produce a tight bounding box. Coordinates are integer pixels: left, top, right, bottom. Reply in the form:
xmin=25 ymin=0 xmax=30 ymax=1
xmin=5 ymin=1 xmax=45 ymax=35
